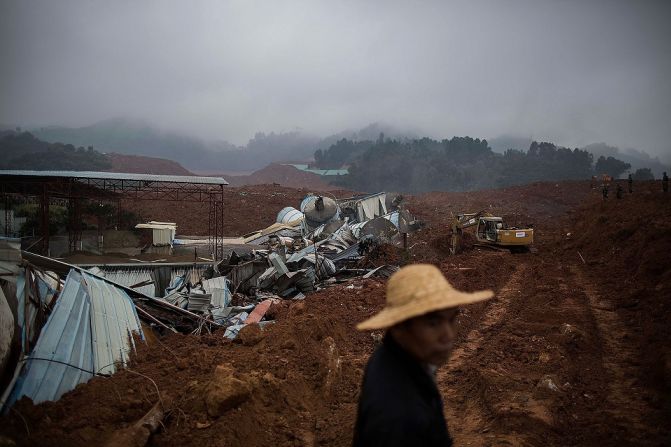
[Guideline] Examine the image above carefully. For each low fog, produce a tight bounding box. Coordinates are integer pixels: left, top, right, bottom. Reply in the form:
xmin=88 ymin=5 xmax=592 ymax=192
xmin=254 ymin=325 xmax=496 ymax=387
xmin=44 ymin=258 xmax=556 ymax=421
xmin=1 ymin=0 xmax=670 ymax=160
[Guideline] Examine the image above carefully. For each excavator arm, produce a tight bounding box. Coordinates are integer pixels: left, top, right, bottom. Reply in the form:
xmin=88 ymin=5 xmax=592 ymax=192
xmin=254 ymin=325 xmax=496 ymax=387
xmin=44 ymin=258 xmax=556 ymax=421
xmin=450 ymin=210 xmax=489 ymax=254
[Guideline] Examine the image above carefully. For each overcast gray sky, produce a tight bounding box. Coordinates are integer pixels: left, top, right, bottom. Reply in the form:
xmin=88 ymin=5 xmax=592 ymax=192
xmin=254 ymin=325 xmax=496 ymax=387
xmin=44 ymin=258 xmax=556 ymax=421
xmin=1 ymin=0 xmax=670 ymax=159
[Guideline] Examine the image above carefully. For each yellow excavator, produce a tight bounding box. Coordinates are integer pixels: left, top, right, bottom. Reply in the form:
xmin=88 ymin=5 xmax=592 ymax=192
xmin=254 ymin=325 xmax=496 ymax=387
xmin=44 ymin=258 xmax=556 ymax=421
xmin=450 ymin=211 xmax=534 ymax=254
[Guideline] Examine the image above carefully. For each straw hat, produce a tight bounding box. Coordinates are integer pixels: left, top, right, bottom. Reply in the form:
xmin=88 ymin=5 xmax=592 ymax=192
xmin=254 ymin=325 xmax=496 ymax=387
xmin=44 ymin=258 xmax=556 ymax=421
xmin=357 ymin=264 xmax=494 ymax=330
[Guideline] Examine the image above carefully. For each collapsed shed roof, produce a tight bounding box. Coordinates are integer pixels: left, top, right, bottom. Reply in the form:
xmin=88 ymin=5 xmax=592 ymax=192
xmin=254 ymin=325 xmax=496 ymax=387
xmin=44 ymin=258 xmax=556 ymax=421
xmin=0 ymin=170 xmax=228 ymax=185
xmin=5 ymin=269 xmax=143 ymax=407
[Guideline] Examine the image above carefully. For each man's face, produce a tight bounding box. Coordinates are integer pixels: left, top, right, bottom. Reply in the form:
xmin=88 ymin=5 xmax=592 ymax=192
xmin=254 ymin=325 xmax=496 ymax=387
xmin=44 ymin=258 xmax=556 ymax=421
xmin=391 ymin=308 xmax=459 ymax=366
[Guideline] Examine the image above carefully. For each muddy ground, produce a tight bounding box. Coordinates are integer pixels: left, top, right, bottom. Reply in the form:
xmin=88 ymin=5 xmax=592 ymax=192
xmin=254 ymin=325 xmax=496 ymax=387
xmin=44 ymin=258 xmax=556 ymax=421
xmin=121 ymin=184 xmax=353 ymax=237
xmin=2 ymin=180 xmax=670 ymax=446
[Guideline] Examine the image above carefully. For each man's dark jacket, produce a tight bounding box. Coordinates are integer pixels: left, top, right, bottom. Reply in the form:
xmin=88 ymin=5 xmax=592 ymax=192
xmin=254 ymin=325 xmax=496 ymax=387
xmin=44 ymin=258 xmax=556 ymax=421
xmin=352 ymin=334 xmax=453 ymax=447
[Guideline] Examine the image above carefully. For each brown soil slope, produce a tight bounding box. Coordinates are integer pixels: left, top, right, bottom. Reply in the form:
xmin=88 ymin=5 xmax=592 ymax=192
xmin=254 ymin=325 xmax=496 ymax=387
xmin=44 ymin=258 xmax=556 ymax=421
xmin=226 ymin=164 xmax=338 ymax=191
xmin=2 ymin=180 xmax=670 ymax=446
xmin=106 ymin=153 xmax=195 ymax=175
xmin=122 ymin=184 xmax=353 ymax=236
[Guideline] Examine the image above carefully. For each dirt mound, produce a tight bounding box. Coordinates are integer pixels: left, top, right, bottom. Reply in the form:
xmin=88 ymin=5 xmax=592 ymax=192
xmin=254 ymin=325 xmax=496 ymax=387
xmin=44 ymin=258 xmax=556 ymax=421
xmin=226 ymin=164 xmax=339 ymax=191
xmin=0 ymin=251 xmax=519 ymax=447
xmin=357 ymin=243 xmax=406 ymax=268
xmin=106 ymin=153 xmax=195 ymax=175
xmin=2 ymin=179 xmax=670 ymax=446
xmin=565 ymin=180 xmax=671 ymax=433
xmin=1 ymin=279 xmax=388 ymax=447
xmin=405 ymin=180 xmax=591 ymax=263
xmin=122 ymin=184 xmax=355 ymax=236
xmin=569 ymin=181 xmax=671 ymax=285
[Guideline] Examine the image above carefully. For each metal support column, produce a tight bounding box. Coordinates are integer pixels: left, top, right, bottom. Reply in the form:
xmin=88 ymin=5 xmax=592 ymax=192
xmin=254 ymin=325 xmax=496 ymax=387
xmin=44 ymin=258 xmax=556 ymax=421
xmin=116 ymin=198 xmax=122 ymax=230
xmin=207 ymin=186 xmax=225 ymax=260
xmin=68 ymin=197 xmax=82 ymax=253
xmin=39 ymin=184 xmax=49 ymax=255
xmin=3 ymin=195 xmax=11 ymax=236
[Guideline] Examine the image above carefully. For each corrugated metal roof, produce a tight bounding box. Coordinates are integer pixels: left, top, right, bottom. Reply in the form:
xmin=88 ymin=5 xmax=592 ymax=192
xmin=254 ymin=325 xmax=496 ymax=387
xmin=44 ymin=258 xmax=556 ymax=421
xmin=0 ymin=170 xmax=228 ymax=185
xmin=7 ymin=269 xmax=143 ymax=406
xmin=328 ymin=243 xmax=361 ymax=262
xmin=201 ymin=277 xmax=231 ymax=308
xmin=97 ymin=265 xmax=206 ymax=297
xmin=284 ymin=164 xmax=348 ymax=176
xmin=305 ymin=169 xmax=348 ymax=176
xmin=16 ymin=270 xmax=60 ymax=354
xmin=135 ymin=223 xmax=177 ymax=230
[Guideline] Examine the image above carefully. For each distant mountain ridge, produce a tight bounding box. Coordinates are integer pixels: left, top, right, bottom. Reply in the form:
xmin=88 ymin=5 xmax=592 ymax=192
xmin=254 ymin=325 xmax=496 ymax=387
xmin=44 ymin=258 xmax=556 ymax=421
xmin=582 ymin=142 xmax=669 ymax=178
xmin=29 ymin=118 xmax=668 ymax=177
xmin=33 ymin=117 xmax=240 ymax=170
xmin=488 ymin=135 xmax=669 ymax=178
xmin=0 ymin=129 xmax=195 ymax=175
xmin=31 ymin=118 xmax=419 ymax=172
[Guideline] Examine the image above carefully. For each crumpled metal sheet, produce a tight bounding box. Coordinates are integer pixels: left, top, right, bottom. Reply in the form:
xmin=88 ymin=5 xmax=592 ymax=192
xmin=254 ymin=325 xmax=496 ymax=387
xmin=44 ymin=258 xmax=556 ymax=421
xmin=6 ymin=269 xmax=143 ymax=407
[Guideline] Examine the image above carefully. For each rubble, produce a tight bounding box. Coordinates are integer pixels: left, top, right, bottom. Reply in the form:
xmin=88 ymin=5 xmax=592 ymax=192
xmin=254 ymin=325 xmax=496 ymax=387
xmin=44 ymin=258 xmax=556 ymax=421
xmin=2 ymin=180 xmax=669 ymax=446
xmin=1 ymin=268 xmax=144 ymax=410
xmin=0 ymin=190 xmax=419 ymax=417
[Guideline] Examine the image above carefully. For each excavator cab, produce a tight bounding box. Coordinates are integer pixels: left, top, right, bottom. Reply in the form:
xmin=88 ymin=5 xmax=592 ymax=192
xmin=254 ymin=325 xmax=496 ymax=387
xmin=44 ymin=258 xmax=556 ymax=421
xmin=477 ymin=218 xmax=500 ymax=242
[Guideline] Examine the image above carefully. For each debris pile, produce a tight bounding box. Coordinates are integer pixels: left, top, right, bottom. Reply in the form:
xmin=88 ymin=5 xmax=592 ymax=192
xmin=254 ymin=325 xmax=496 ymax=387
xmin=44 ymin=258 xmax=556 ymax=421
xmin=2 ymin=180 xmax=670 ymax=446
xmin=0 ymin=191 xmax=421 ymax=416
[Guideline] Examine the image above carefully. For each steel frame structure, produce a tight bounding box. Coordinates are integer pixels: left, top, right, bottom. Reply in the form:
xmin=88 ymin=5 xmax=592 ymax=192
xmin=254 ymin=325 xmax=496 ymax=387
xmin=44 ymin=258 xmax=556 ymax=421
xmin=0 ymin=172 xmax=227 ymax=258
xmin=208 ymin=192 xmax=225 ymax=260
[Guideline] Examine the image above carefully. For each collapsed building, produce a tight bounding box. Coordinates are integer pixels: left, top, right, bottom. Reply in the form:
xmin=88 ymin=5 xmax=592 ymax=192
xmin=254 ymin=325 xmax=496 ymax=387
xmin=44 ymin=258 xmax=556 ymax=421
xmin=0 ymin=191 xmax=421 ymax=414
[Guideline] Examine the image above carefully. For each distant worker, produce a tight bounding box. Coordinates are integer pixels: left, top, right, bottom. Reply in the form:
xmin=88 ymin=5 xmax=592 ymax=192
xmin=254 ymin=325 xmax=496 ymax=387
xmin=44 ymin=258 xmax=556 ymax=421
xmin=353 ymin=264 xmax=494 ymax=447
xmin=663 ymin=172 xmax=669 ymax=193
xmin=628 ymin=174 xmax=633 ymax=193
xmin=616 ymin=183 xmax=623 ymax=199
xmin=602 ymin=183 xmax=609 ymax=200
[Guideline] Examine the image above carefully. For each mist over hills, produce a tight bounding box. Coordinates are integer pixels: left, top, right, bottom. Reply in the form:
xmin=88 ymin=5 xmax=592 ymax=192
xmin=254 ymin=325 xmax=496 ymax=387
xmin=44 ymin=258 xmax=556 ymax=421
xmin=582 ymin=143 xmax=669 ymax=178
xmin=21 ymin=117 xmax=669 ymax=177
xmin=30 ymin=118 xmax=419 ymax=172
xmin=315 ymin=122 xmax=420 ymax=151
xmin=488 ymin=136 xmax=669 ymax=178
xmin=33 ymin=117 xmax=239 ymax=169
xmin=487 ymin=135 xmax=533 ymax=154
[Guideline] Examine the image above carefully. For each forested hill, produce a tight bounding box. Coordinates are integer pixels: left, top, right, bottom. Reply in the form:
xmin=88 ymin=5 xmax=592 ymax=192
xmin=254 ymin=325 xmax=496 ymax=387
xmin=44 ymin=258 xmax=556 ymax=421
xmin=0 ymin=130 xmax=111 ymax=171
xmin=32 ymin=118 xmax=320 ymax=172
xmin=317 ymin=137 xmax=646 ymax=193
xmin=0 ymin=131 xmax=193 ymax=175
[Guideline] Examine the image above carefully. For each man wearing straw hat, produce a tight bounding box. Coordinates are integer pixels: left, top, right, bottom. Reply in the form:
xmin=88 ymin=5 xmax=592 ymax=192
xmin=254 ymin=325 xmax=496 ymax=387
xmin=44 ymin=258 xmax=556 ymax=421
xmin=353 ymin=264 xmax=494 ymax=447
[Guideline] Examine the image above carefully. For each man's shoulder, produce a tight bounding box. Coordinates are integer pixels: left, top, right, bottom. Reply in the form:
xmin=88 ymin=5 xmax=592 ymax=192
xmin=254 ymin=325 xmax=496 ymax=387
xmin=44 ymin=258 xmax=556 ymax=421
xmin=365 ymin=342 xmax=411 ymax=383
xmin=361 ymin=343 xmax=425 ymax=405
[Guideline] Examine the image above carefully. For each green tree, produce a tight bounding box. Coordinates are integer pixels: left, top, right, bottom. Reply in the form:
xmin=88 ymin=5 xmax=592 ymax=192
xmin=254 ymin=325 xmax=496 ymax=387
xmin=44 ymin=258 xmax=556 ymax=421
xmin=594 ymin=156 xmax=631 ymax=178
xmin=632 ymin=167 xmax=654 ymax=181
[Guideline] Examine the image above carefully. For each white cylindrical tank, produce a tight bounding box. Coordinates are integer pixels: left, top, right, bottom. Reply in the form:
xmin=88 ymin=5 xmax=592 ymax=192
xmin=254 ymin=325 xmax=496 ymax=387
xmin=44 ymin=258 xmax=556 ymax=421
xmin=277 ymin=207 xmax=304 ymax=224
xmin=350 ymin=217 xmax=399 ymax=240
xmin=300 ymin=195 xmax=338 ymax=223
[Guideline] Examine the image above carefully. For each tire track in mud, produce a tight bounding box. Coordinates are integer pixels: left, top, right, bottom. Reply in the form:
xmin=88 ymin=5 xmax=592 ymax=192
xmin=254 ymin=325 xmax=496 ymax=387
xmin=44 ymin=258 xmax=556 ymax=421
xmin=569 ymin=265 xmax=656 ymax=444
xmin=440 ymin=263 xmax=529 ymax=445
xmin=448 ymin=263 xmax=527 ymax=366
